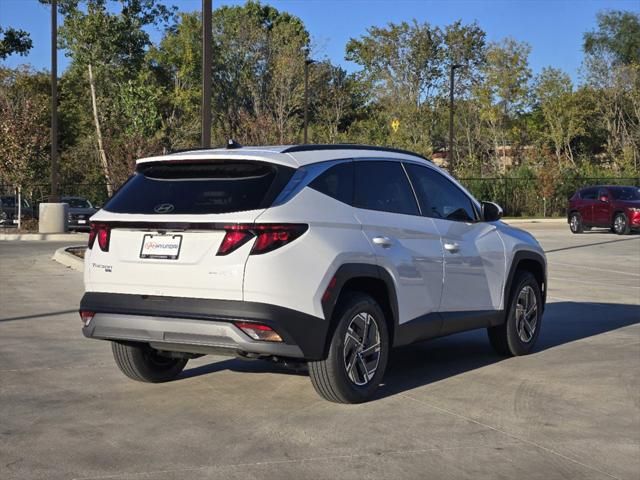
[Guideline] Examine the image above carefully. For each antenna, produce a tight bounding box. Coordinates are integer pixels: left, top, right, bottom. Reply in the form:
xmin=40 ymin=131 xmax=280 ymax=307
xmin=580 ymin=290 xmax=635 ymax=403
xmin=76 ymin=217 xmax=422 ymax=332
xmin=226 ymin=139 xmax=243 ymax=149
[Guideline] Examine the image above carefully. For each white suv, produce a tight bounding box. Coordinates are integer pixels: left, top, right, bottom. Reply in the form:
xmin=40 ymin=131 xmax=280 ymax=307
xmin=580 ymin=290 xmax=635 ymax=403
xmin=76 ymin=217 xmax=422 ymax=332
xmin=80 ymin=144 xmax=546 ymax=403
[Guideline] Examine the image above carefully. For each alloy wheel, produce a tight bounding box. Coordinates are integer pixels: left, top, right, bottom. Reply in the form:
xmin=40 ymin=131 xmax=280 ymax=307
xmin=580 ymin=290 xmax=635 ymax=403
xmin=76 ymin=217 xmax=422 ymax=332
xmin=343 ymin=312 xmax=381 ymax=386
xmin=570 ymin=215 xmax=579 ymax=232
xmin=614 ymin=215 xmax=626 ymax=234
xmin=515 ymin=285 xmax=538 ymax=343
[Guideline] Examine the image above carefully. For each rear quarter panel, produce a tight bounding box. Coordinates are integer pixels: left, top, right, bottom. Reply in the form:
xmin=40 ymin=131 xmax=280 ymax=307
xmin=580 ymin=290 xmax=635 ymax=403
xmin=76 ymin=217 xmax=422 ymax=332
xmin=244 ymin=188 xmax=375 ymax=318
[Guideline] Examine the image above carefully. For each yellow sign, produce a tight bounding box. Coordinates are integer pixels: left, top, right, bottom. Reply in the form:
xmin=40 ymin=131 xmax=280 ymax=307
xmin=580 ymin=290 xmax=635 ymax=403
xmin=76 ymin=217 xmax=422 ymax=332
xmin=391 ymin=118 xmax=400 ymax=132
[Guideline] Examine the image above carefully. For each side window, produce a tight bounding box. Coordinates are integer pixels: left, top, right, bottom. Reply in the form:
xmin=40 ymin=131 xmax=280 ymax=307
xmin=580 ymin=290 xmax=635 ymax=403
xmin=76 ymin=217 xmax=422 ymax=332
xmin=354 ymin=161 xmax=419 ymax=215
xmin=581 ymin=188 xmax=598 ymax=200
xmin=405 ymin=163 xmax=477 ymax=222
xmin=309 ymin=162 xmax=353 ymax=205
xmin=597 ymin=188 xmax=609 ymax=200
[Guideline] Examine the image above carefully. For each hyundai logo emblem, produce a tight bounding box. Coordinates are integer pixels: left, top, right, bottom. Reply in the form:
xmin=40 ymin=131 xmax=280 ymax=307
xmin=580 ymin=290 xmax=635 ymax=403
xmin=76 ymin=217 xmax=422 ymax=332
xmin=153 ymin=203 xmax=175 ymax=214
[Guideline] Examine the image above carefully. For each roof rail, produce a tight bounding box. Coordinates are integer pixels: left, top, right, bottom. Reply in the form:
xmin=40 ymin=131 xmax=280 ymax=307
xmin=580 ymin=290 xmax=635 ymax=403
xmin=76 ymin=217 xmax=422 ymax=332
xmin=168 ymin=146 xmax=220 ymax=154
xmin=282 ymin=144 xmax=430 ymax=160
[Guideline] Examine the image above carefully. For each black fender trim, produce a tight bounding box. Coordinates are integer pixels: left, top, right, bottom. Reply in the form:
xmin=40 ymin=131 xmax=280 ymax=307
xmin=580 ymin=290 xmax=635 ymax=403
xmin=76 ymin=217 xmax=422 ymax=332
xmin=504 ymin=250 xmax=547 ymax=311
xmin=320 ymin=263 xmax=399 ymax=341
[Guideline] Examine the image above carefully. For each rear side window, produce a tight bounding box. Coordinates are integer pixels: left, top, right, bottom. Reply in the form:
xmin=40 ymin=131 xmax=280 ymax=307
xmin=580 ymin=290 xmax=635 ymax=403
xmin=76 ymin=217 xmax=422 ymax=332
xmin=405 ymin=163 xmax=477 ymax=222
xmin=104 ymin=161 xmax=294 ymax=214
xmin=309 ymin=162 xmax=354 ymax=204
xmin=580 ymin=188 xmax=598 ymax=200
xmin=354 ymin=161 xmax=419 ymax=215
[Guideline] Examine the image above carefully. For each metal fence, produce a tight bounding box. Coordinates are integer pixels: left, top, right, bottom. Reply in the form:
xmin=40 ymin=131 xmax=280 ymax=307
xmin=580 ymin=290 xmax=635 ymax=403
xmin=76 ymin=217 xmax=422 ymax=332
xmin=2 ymin=176 xmax=640 ymax=220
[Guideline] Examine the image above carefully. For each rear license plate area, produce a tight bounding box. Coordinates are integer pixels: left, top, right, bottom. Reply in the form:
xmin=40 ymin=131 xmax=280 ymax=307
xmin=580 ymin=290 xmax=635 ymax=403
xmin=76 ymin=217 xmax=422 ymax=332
xmin=140 ymin=234 xmax=182 ymax=260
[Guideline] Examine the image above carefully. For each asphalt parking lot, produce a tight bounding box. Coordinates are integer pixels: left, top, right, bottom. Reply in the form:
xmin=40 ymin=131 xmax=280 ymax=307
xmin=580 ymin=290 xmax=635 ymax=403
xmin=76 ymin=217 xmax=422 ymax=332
xmin=1 ymin=223 xmax=638 ymax=480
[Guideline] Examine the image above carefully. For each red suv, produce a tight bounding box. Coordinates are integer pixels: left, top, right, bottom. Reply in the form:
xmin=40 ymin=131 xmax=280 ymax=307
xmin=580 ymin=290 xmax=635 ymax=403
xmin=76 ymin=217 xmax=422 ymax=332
xmin=568 ymin=185 xmax=640 ymax=235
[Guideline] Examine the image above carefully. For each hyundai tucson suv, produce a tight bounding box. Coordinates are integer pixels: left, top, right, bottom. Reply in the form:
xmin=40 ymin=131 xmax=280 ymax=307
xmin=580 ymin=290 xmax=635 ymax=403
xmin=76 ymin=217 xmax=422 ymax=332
xmin=568 ymin=185 xmax=640 ymax=235
xmin=80 ymin=144 xmax=547 ymax=403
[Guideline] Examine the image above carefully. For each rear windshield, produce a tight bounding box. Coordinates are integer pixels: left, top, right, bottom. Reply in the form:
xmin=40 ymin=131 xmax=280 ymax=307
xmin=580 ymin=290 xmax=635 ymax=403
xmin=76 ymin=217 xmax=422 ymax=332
xmin=104 ymin=161 xmax=294 ymax=214
xmin=64 ymin=198 xmax=92 ymax=208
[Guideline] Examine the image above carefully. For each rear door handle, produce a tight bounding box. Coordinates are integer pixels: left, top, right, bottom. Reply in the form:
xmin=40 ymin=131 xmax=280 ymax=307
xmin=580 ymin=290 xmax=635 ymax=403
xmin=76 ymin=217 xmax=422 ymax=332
xmin=372 ymin=236 xmax=393 ymax=248
xmin=444 ymin=242 xmax=459 ymax=253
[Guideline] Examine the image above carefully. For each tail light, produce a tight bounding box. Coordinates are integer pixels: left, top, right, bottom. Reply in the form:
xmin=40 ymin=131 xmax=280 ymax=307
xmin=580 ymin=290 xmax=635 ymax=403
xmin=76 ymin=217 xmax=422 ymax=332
xmin=89 ymin=222 xmax=111 ymax=251
xmin=234 ymin=321 xmax=283 ymax=342
xmin=79 ymin=310 xmax=95 ymax=326
xmin=216 ymin=224 xmax=307 ymax=256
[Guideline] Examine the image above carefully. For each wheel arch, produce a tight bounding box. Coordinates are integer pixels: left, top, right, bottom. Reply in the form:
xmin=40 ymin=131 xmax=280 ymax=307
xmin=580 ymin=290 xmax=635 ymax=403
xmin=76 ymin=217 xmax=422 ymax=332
xmin=321 ymin=263 xmax=398 ymax=353
xmin=504 ymin=251 xmax=547 ymax=313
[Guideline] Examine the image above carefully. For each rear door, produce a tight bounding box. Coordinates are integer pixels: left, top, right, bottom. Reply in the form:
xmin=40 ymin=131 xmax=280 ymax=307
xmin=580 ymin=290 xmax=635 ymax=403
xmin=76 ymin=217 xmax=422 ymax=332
xmin=85 ymin=160 xmax=294 ymax=300
xmin=404 ymin=163 xmax=505 ymax=315
xmin=353 ymin=161 xmax=444 ymax=332
xmin=593 ymin=188 xmax=612 ymax=226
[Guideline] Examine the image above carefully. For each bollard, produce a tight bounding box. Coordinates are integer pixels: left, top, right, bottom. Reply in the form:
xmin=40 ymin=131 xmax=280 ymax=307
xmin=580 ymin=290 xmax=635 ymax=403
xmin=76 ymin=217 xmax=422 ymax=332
xmin=39 ymin=203 xmax=68 ymax=233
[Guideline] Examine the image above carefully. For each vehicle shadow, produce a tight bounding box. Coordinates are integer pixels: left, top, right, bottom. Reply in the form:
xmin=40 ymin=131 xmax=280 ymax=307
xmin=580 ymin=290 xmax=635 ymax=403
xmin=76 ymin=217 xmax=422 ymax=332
xmin=375 ymin=301 xmax=639 ymax=399
xmin=180 ymin=301 xmax=640 ymax=395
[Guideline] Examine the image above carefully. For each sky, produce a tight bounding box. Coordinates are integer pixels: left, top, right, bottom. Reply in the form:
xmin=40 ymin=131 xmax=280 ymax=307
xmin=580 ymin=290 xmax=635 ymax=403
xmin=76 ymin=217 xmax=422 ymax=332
xmin=1 ymin=0 xmax=639 ymax=84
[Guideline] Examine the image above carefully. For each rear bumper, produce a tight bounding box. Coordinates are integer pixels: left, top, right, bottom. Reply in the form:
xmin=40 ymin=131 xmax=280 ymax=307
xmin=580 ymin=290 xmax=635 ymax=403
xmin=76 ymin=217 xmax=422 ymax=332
xmin=80 ymin=292 xmax=329 ymax=360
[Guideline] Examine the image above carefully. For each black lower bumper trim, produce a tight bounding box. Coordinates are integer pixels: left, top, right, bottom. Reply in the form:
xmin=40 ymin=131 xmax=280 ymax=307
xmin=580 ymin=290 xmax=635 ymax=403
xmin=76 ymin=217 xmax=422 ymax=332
xmin=80 ymin=292 xmax=329 ymax=360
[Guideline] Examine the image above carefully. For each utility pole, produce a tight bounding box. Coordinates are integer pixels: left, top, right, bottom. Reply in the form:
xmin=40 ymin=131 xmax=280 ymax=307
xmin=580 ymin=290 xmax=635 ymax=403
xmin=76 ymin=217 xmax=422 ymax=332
xmin=303 ymin=58 xmax=316 ymax=144
xmin=448 ymin=64 xmax=462 ymax=170
xmin=50 ymin=0 xmax=59 ymax=202
xmin=201 ymin=0 xmax=212 ymax=148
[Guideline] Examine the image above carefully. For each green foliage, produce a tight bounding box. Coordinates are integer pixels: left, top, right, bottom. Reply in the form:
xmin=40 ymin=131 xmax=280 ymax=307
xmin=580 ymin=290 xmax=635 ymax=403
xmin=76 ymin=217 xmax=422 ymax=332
xmin=0 ymin=27 xmax=33 ymax=59
xmin=0 ymin=67 xmax=50 ymax=190
xmin=584 ymin=10 xmax=640 ymax=65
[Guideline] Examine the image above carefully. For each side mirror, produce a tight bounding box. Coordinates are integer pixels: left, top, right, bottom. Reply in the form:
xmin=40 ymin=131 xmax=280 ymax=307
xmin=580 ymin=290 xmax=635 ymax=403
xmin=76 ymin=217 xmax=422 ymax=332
xmin=599 ymin=195 xmax=609 ymax=203
xmin=482 ymin=201 xmax=503 ymax=222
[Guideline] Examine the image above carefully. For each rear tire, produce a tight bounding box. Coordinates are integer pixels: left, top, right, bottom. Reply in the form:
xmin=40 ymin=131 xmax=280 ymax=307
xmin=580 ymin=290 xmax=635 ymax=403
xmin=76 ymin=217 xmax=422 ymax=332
xmin=488 ymin=271 xmax=542 ymax=357
xmin=309 ymin=293 xmax=389 ymax=404
xmin=111 ymin=342 xmax=187 ymax=383
xmin=569 ymin=213 xmax=583 ymax=233
xmin=613 ymin=213 xmax=631 ymax=235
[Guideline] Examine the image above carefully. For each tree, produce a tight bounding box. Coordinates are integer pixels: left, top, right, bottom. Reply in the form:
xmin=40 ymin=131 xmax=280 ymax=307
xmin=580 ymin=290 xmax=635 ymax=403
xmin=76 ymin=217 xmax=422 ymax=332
xmin=441 ymin=21 xmax=486 ymax=168
xmin=478 ymin=38 xmax=532 ymax=170
xmin=0 ymin=27 xmax=33 ymax=59
xmin=584 ymin=10 xmax=640 ymax=66
xmin=50 ymin=0 xmax=174 ymax=194
xmin=582 ymin=10 xmax=640 ymax=167
xmin=0 ymin=67 xmax=50 ymax=192
xmin=346 ymin=21 xmax=444 ymax=107
xmin=533 ymin=68 xmax=586 ymax=165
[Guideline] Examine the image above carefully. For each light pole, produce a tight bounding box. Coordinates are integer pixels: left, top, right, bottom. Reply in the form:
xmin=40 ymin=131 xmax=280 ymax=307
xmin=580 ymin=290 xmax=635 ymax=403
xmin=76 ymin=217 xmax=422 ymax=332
xmin=50 ymin=0 xmax=59 ymax=202
xmin=201 ymin=0 xmax=212 ymax=148
xmin=448 ymin=63 xmax=462 ymax=169
xmin=303 ymin=58 xmax=316 ymax=144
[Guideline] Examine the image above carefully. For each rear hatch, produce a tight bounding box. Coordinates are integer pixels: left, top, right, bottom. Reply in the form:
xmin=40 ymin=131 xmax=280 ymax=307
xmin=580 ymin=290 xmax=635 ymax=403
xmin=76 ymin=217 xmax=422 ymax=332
xmin=85 ymin=159 xmax=294 ymax=300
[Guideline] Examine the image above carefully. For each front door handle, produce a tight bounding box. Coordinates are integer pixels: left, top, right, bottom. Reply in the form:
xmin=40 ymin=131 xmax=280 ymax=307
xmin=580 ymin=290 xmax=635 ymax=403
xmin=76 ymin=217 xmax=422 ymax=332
xmin=372 ymin=236 xmax=393 ymax=248
xmin=444 ymin=242 xmax=459 ymax=253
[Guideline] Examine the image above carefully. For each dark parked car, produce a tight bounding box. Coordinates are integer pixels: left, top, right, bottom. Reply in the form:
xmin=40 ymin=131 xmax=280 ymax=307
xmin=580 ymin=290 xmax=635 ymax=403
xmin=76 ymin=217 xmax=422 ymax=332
xmin=0 ymin=195 xmax=36 ymax=226
xmin=63 ymin=196 xmax=98 ymax=231
xmin=568 ymin=185 xmax=640 ymax=235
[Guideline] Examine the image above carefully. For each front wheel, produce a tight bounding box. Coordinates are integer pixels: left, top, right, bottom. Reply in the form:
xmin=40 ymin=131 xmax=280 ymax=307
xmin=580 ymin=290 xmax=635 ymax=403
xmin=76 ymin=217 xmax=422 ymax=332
xmin=111 ymin=342 xmax=187 ymax=383
xmin=309 ymin=293 xmax=389 ymax=403
xmin=488 ymin=271 xmax=542 ymax=357
xmin=613 ymin=213 xmax=631 ymax=235
xmin=569 ymin=213 xmax=583 ymax=233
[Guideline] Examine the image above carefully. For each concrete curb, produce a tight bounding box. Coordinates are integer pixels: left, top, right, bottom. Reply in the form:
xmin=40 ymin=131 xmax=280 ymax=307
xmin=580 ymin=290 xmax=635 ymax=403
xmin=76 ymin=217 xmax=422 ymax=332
xmin=503 ymin=218 xmax=566 ymax=224
xmin=0 ymin=232 xmax=88 ymax=241
xmin=52 ymin=246 xmax=85 ymax=272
